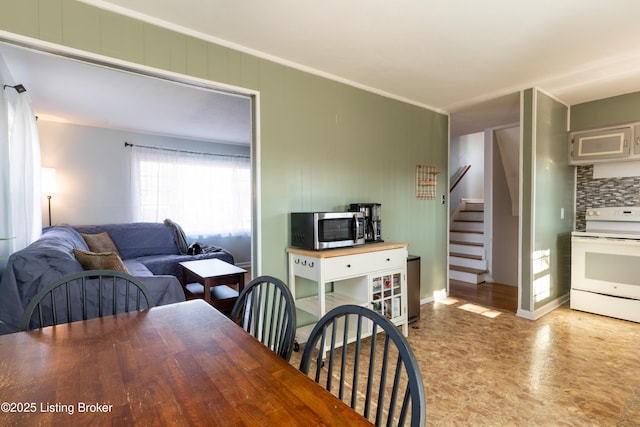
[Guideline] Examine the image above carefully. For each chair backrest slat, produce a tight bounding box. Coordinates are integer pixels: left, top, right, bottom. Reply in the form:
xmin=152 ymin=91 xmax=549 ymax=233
xmin=82 ymin=279 xmax=88 ymax=320
xmin=351 ymin=314 xmax=363 ymax=409
xmin=37 ymin=301 xmax=44 ymax=327
xmin=20 ymin=270 xmax=155 ymax=331
xmin=50 ymin=292 xmax=57 ymax=325
xmin=327 ymin=319 xmax=339 ymax=392
xmin=97 ymin=276 xmax=103 ymax=318
xmin=230 ymin=275 xmax=296 ymax=361
xmin=299 ymin=304 xmax=426 ymax=427
xmin=65 ymin=283 xmax=72 ymax=322
xmin=314 ymin=327 xmax=328 ymax=382
xmin=268 ymin=286 xmax=282 ymax=349
xmin=365 ymin=323 xmax=379 ymax=419
xmin=375 ymin=335 xmax=392 ymax=425
xmin=338 ymin=313 xmax=349 ymax=400
xmin=387 ymin=354 xmax=404 ymax=424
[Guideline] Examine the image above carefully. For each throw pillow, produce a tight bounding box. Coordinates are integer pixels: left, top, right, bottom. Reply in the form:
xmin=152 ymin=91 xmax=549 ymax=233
xmin=73 ymin=249 xmax=129 ymax=273
xmin=81 ymin=232 xmax=120 ymax=255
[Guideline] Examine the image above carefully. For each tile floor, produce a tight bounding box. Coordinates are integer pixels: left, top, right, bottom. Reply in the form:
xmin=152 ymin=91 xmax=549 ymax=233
xmin=292 ymin=297 xmax=640 ymax=426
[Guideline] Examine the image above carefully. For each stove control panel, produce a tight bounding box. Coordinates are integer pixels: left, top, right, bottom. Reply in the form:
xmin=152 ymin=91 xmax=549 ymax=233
xmin=586 ymin=207 xmax=640 ymax=221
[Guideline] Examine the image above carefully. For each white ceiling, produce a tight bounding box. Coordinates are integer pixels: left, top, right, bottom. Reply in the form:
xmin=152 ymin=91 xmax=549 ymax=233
xmin=86 ymin=0 xmax=640 ymax=112
xmin=0 ymin=42 xmax=252 ymax=145
xmin=4 ymin=0 xmax=640 ymax=141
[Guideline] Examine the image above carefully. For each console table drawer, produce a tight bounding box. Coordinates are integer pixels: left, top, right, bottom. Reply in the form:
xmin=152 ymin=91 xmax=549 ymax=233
xmin=324 ymin=248 xmax=406 ymax=280
xmin=369 ymin=248 xmax=407 ymax=270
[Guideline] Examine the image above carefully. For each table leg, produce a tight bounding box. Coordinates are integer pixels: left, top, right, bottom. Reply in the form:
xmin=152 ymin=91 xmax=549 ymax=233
xmin=203 ymin=279 xmax=211 ymax=303
xmin=238 ymin=274 xmax=245 ymax=293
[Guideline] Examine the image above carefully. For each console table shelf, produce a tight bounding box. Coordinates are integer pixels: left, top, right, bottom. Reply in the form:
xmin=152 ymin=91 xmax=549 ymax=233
xmin=295 ymin=292 xmax=367 ymax=317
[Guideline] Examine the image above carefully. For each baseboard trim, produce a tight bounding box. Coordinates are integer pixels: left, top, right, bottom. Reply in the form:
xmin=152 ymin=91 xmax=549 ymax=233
xmin=516 ymin=308 xmax=534 ymax=320
xmin=517 ymin=293 xmax=570 ymax=320
xmin=420 ymin=296 xmax=434 ymax=305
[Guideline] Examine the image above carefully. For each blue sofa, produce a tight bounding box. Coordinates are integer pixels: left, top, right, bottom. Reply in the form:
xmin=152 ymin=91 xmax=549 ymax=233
xmin=0 ymin=222 xmax=234 ymax=334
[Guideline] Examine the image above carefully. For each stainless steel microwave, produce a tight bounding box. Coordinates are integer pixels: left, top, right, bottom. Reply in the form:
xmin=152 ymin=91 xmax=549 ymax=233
xmin=290 ymin=212 xmax=365 ymax=250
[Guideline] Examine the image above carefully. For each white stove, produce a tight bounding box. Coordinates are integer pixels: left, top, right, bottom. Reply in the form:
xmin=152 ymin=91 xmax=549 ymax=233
xmin=571 ymin=207 xmax=640 ymax=323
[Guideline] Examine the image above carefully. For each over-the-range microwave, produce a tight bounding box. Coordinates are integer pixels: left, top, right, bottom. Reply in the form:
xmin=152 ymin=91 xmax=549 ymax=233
xmin=290 ymin=212 xmax=365 ymax=250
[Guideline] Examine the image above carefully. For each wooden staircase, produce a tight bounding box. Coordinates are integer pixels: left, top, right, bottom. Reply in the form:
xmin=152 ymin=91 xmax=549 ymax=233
xmin=450 ymin=201 xmax=487 ymax=284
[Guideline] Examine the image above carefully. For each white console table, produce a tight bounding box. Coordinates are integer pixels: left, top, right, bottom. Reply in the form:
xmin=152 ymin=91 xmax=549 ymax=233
xmin=286 ymin=242 xmax=409 ymax=346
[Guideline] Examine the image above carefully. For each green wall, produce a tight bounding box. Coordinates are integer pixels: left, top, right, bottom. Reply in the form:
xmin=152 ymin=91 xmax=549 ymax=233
xmin=570 ymin=90 xmax=640 ymax=131
xmin=532 ymin=91 xmax=573 ymax=310
xmin=520 ymin=89 xmax=534 ymax=312
xmin=0 ymin=0 xmax=449 ymax=298
xmin=521 ymin=89 xmax=573 ymax=314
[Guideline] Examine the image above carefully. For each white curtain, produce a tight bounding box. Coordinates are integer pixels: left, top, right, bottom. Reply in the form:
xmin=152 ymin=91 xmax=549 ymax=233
xmin=0 ymin=86 xmax=41 ymax=256
xmin=131 ymin=146 xmax=250 ymax=236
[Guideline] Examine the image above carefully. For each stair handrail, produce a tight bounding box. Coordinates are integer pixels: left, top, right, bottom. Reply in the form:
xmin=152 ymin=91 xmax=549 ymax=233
xmin=450 ymin=165 xmax=471 ymax=192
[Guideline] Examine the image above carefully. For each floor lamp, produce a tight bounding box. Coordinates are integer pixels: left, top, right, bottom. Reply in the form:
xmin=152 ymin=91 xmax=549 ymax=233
xmin=42 ymin=168 xmax=57 ymax=227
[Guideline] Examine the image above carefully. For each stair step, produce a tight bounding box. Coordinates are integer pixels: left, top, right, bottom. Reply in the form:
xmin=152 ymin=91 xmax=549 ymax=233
xmin=464 ymin=203 xmax=484 ymax=212
xmin=450 ymin=229 xmax=483 ymax=234
xmin=452 ymin=219 xmax=483 ymax=232
xmin=450 ymin=265 xmax=487 ymax=275
xmin=450 ymin=240 xmax=483 ymax=247
xmin=450 ymin=268 xmax=486 ymax=284
xmin=450 ymin=242 xmax=484 ymax=257
xmin=450 ymin=252 xmax=482 ymax=260
xmin=457 ymin=211 xmax=484 ymax=221
xmin=450 ymin=256 xmax=487 ymax=270
xmin=450 ymin=231 xmax=484 ymax=244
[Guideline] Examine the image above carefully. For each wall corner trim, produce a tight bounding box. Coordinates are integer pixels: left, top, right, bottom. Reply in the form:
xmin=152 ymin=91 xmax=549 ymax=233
xmin=517 ymin=293 xmax=570 ymax=321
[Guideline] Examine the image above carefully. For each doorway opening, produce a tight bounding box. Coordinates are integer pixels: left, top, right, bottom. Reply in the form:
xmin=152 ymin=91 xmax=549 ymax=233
xmin=0 ymin=36 xmax=260 ymax=274
xmin=448 ymin=94 xmax=521 ymax=312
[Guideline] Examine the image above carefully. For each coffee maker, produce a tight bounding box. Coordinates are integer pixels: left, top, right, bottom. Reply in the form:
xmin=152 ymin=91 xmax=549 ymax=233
xmin=349 ymin=203 xmax=382 ymax=242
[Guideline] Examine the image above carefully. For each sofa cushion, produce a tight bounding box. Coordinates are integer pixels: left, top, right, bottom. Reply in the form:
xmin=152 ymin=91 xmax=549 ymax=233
xmin=73 ymin=249 xmax=128 ymax=273
xmin=136 ymin=251 xmax=235 ymax=278
xmin=123 ymin=260 xmax=154 ymax=277
xmin=81 ymin=232 xmax=119 ymax=254
xmin=74 ymin=223 xmax=180 ymax=259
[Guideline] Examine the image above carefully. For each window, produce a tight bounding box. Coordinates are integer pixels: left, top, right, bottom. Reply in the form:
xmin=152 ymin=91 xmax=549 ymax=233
xmin=131 ymin=145 xmax=250 ymax=236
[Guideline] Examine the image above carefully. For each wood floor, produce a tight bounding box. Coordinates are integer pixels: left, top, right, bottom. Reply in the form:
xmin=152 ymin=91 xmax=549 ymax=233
xmin=290 ymin=284 xmax=640 ymax=426
xmin=449 ymin=279 xmax=518 ymax=313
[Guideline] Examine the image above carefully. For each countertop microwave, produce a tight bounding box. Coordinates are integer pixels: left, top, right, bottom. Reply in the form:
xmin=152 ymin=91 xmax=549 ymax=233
xmin=290 ymin=212 xmax=365 ymax=250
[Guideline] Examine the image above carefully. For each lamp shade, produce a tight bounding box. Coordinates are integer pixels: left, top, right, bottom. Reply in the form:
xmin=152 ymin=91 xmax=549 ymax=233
xmin=41 ymin=168 xmax=57 ymax=196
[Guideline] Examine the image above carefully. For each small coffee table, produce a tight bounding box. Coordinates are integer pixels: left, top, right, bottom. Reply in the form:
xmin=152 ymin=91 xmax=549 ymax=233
xmin=179 ymin=259 xmax=247 ymax=314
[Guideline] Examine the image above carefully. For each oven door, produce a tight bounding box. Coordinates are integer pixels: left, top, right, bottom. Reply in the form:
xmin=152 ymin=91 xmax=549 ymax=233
xmin=571 ymin=235 xmax=640 ymax=299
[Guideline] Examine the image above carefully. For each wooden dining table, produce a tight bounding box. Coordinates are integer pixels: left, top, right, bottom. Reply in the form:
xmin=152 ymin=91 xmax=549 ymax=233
xmin=0 ymin=299 xmax=371 ymax=426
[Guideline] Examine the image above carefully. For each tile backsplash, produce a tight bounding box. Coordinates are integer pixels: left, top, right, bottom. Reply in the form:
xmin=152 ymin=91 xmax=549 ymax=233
xmin=576 ymin=165 xmax=640 ymax=230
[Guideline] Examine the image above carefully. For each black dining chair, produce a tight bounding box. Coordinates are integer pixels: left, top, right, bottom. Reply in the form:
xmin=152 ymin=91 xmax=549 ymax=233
xmin=299 ymin=304 xmax=426 ymax=427
xmin=20 ymin=269 xmax=155 ymax=331
xmin=230 ymin=275 xmax=297 ymax=361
